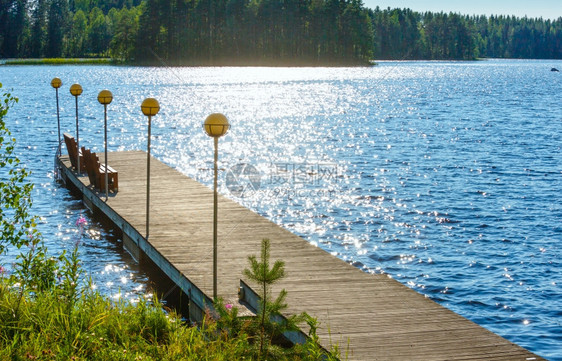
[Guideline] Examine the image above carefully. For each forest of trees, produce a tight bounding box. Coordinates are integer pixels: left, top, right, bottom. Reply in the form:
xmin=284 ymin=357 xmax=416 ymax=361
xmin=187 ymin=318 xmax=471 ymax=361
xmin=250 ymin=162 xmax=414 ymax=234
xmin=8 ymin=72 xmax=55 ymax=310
xmin=134 ymin=0 xmax=374 ymax=64
xmin=370 ymin=7 xmax=562 ymax=60
xmin=0 ymin=0 xmax=374 ymax=64
xmin=1 ymin=0 xmax=561 ymax=65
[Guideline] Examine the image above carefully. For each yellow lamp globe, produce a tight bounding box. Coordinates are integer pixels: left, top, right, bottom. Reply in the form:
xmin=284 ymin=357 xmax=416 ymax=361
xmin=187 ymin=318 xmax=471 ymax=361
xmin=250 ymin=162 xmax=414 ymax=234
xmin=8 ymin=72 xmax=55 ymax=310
xmin=203 ymin=113 xmax=230 ymax=138
xmin=141 ymin=98 xmax=160 ymax=116
xmin=70 ymin=83 xmax=83 ymax=96
xmin=51 ymin=77 xmax=62 ymax=89
xmin=97 ymin=90 xmax=113 ymax=105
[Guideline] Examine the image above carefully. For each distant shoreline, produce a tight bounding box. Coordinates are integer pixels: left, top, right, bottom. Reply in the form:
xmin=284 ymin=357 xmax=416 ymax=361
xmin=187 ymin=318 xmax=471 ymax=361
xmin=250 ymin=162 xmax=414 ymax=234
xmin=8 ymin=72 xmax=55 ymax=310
xmin=3 ymin=57 xmax=560 ymax=67
xmin=0 ymin=57 xmax=375 ymax=67
xmin=0 ymin=58 xmax=113 ymax=66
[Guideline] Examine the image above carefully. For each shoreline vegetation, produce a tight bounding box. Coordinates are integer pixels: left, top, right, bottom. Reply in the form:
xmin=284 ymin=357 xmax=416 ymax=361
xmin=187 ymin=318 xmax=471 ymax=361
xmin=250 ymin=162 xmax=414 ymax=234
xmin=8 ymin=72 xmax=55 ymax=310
xmin=1 ymin=58 xmax=113 ymax=65
xmin=1 ymin=1 xmax=561 ymax=68
xmin=0 ymin=57 xmax=374 ymax=67
xmin=0 ymin=240 xmax=343 ymax=360
xmin=1 ymin=57 xmax=557 ymax=68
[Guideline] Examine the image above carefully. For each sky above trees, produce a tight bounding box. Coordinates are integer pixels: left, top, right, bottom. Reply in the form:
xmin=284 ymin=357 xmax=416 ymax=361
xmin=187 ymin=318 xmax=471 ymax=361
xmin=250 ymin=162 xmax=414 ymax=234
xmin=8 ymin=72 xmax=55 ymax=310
xmin=364 ymin=0 xmax=562 ymax=19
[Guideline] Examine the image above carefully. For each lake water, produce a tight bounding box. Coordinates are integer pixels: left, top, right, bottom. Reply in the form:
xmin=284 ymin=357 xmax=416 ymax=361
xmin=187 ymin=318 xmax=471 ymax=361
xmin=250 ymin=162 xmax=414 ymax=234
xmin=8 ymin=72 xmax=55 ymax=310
xmin=0 ymin=59 xmax=560 ymax=360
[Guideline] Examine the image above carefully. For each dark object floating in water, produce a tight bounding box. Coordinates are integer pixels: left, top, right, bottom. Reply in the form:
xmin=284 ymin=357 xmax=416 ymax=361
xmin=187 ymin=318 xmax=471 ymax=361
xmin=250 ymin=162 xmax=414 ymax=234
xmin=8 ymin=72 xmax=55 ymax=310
xmin=551 ymin=68 xmax=560 ymax=72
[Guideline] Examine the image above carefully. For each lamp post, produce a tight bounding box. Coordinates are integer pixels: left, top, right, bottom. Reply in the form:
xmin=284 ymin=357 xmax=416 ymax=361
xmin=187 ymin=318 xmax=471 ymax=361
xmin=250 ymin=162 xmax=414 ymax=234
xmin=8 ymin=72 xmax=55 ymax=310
xmin=203 ymin=113 xmax=230 ymax=300
xmin=70 ymin=83 xmax=83 ymax=173
xmin=51 ymin=77 xmax=62 ymax=156
xmin=97 ymin=90 xmax=113 ymax=201
xmin=141 ymin=98 xmax=160 ymax=239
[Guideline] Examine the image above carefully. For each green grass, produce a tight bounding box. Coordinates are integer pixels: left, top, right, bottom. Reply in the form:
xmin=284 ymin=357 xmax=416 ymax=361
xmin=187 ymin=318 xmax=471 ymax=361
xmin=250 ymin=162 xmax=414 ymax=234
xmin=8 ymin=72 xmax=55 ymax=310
xmin=2 ymin=58 xmax=113 ymax=65
xmin=0 ymin=279 xmax=249 ymax=360
xmin=0 ymin=277 xmax=341 ymax=360
xmin=0 ymin=244 xmax=342 ymax=360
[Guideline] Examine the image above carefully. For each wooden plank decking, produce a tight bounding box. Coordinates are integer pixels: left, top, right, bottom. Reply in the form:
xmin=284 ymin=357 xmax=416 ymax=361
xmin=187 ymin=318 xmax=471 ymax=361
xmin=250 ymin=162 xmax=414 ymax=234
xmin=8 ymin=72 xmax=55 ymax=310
xmin=58 ymin=151 xmax=543 ymax=361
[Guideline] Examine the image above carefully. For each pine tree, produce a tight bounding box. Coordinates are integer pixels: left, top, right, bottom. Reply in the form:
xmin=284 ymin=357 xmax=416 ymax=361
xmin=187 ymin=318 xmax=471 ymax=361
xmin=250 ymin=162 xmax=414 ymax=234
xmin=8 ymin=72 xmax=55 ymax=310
xmin=46 ymin=0 xmax=69 ymax=57
xmin=243 ymin=238 xmax=307 ymax=360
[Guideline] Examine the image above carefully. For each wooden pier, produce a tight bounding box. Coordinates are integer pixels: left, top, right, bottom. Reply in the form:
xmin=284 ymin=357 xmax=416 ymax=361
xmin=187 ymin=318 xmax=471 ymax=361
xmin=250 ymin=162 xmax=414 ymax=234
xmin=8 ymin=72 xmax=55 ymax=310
xmin=57 ymin=151 xmax=543 ymax=360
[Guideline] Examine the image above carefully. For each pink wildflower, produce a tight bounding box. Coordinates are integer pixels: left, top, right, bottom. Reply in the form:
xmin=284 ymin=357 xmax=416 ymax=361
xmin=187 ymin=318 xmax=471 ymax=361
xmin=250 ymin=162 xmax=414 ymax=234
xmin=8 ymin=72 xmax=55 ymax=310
xmin=225 ymin=303 xmax=233 ymax=310
xmin=76 ymin=215 xmax=87 ymax=227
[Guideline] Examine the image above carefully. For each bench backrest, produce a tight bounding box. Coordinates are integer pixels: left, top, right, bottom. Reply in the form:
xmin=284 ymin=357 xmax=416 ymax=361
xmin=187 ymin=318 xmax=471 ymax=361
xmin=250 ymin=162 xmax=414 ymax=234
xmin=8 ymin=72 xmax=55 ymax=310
xmin=82 ymin=147 xmax=98 ymax=187
xmin=63 ymin=133 xmax=78 ymax=169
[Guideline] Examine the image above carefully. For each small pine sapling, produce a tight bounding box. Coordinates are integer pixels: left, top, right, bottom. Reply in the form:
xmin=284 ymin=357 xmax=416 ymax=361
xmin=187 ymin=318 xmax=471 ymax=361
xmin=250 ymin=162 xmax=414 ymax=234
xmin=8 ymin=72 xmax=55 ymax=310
xmin=243 ymin=238 xmax=308 ymax=360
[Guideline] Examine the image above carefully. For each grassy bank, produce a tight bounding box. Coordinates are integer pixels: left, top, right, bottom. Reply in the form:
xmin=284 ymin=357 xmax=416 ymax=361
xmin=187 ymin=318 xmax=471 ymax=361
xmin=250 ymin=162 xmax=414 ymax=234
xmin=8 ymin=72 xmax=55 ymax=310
xmin=1 ymin=58 xmax=113 ymax=65
xmin=0 ymin=276 xmax=243 ymax=360
xmin=0 ymin=244 xmax=340 ymax=360
xmin=1 ymin=57 xmax=375 ymax=67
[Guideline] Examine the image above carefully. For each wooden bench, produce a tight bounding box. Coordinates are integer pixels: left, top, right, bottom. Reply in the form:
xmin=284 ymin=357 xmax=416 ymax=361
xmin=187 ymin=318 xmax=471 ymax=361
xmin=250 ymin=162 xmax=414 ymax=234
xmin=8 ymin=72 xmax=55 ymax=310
xmin=63 ymin=133 xmax=85 ymax=172
xmin=82 ymin=147 xmax=118 ymax=192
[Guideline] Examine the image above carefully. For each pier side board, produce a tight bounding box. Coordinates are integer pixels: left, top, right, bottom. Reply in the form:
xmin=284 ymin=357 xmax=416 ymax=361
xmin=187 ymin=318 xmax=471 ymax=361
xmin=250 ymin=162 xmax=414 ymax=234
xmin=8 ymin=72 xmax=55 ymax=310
xmin=57 ymin=151 xmax=544 ymax=361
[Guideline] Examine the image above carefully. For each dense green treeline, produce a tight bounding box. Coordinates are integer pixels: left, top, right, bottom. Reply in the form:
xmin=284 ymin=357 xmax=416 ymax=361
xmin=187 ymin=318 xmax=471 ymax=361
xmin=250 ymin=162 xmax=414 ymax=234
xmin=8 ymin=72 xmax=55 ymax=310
xmin=371 ymin=9 xmax=475 ymax=59
xmin=1 ymin=0 xmax=561 ymax=64
xmin=475 ymin=15 xmax=562 ymax=59
xmin=0 ymin=0 xmax=374 ymax=65
xmin=1 ymin=0 xmax=142 ymax=59
xmin=370 ymin=7 xmax=562 ymax=60
xmin=134 ymin=0 xmax=373 ymax=65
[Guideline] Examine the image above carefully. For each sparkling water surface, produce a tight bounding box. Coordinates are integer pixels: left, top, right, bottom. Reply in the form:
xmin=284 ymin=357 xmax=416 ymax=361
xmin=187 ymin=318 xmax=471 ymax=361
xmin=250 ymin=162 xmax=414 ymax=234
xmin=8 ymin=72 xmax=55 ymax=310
xmin=1 ymin=60 xmax=561 ymax=360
